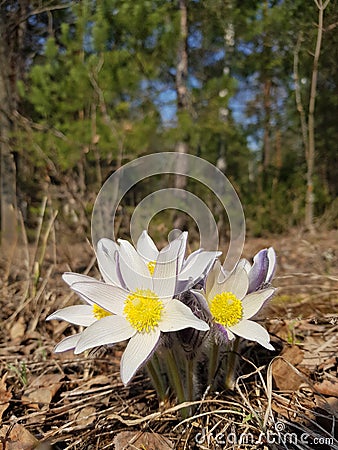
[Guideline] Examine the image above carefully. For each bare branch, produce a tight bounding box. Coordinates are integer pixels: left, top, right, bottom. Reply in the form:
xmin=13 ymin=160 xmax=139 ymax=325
xmin=305 ymin=0 xmax=330 ymax=231
xmin=293 ymin=31 xmax=309 ymax=160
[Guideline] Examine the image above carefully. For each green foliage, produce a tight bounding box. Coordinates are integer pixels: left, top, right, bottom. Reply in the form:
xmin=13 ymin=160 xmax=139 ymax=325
xmin=12 ymin=0 xmax=338 ymax=235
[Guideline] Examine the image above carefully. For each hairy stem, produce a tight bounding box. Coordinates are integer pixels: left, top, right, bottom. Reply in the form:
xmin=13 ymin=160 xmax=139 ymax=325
xmin=146 ymin=356 xmax=167 ymax=402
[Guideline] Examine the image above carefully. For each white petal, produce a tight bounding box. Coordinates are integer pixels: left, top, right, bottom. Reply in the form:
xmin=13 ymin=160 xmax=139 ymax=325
xmin=219 ymin=264 xmax=249 ymax=300
xmin=152 ymin=239 xmax=181 ymax=298
xmin=62 ymin=272 xmax=95 ymax=286
xmin=266 ymin=247 xmax=276 ymax=282
xmin=179 ymin=251 xmax=221 ymax=284
xmin=71 ymin=281 xmax=127 ymax=315
xmin=191 ymin=289 xmax=209 ymax=310
xmin=54 ymin=334 xmax=81 ymax=352
xmin=47 ymin=305 xmax=96 ymax=326
xmin=74 ymin=315 xmax=135 ymax=354
xmin=153 ymin=260 xmax=177 ymax=299
xmin=237 ymin=258 xmax=251 ymax=274
xmin=159 ymin=299 xmax=209 ymax=332
xmin=157 ymin=237 xmax=182 ymax=265
xmin=136 ymin=231 xmax=159 ymax=261
xmin=118 ymin=239 xmax=152 ymax=291
xmin=176 ymin=231 xmax=188 ymax=271
xmin=227 ymin=329 xmax=235 ymax=341
xmin=120 ymin=330 xmax=160 ymax=385
xmin=205 ymin=260 xmax=222 ymax=298
xmin=182 ymin=248 xmax=202 ymax=267
xmin=96 ymin=238 xmax=121 ymax=285
xmin=230 ymin=319 xmax=274 ymax=350
xmin=242 ymin=288 xmax=275 ymax=319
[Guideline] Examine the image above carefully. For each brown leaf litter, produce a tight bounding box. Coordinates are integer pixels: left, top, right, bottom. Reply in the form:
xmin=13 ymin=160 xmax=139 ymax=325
xmin=0 ymin=229 xmax=337 ymax=449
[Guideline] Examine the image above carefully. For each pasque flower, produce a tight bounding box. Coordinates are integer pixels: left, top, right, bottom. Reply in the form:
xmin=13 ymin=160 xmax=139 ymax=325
xmin=136 ymin=230 xmax=221 ymax=293
xmin=193 ymin=261 xmax=275 ymax=350
xmin=48 ymin=235 xmax=209 ymax=385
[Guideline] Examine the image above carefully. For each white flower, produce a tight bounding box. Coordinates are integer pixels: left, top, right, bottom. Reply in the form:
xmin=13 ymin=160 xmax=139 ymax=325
xmin=136 ymin=230 xmax=221 ymax=293
xmin=48 ymin=236 xmax=209 ymax=385
xmin=194 ymin=261 xmax=275 ymax=350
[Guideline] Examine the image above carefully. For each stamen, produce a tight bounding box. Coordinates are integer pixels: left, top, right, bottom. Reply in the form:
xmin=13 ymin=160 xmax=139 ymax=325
xmin=92 ymin=304 xmax=112 ymax=320
xmin=210 ymin=292 xmax=243 ymax=328
xmin=147 ymin=260 xmax=156 ymax=276
xmin=124 ymin=289 xmax=163 ymax=332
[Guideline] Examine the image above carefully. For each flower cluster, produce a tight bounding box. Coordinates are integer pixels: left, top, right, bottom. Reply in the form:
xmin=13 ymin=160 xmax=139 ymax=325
xmin=48 ymin=231 xmax=276 ymax=397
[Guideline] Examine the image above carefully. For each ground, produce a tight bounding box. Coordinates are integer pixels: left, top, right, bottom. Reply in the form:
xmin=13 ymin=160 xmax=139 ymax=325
xmin=0 ymin=228 xmax=337 ymax=449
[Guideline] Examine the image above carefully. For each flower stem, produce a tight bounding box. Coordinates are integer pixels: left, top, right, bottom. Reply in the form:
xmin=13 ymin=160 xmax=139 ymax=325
xmin=208 ymin=342 xmax=220 ymax=389
xmin=185 ymin=357 xmax=194 ymax=403
xmin=225 ymin=337 xmax=240 ymax=390
xmin=146 ymin=356 xmax=167 ymax=402
xmin=165 ymin=349 xmax=188 ymax=418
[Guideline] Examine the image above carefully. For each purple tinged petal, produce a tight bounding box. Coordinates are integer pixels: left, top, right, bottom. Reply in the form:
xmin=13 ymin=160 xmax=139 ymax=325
xmin=175 ymin=278 xmax=195 ymax=294
xmin=248 ymin=249 xmax=269 ymax=293
xmin=213 ymin=323 xmax=234 ymax=342
xmin=178 ymin=251 xmax=221 ymax=289
xmin=191 ymin=289 xmax=210 ymax=311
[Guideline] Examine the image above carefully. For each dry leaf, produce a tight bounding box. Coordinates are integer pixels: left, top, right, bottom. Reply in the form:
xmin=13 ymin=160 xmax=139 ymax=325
xmin=315 ymin=395 xmax=338 ymax=438
xmin=71 ymin=406 xmax=96 ymax=427
xmin=272 ymin=346 xmax=304 ymax=391
xmin=9 ymin=316 xmax=26 ymax=342
xmin=0 ymin=424 xmax=38 ymax=450
xmin=314 ymin=379 xmax=338 ymax=397
xmin=317 ymin=356 xmax=337 ymax=371
xmin=113 ymin=431 xmax=174 ymax=449
xmin=315 ymin=395 xmax=338 ymax=416
xmin=0 ymin=375 xmax=12 ymax=421
xmin=22 ymin=373 xmax=63 ymax=409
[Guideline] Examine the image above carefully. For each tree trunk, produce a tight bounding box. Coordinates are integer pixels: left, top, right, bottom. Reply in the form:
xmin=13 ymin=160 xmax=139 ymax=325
xmin=0 ymin=14 xmax=18 ymax=255
xmin=262 ymin=78 xmax=272 ymax=169
xmin=305 ymin=0 xmax=329 ymax=232
xmin=0 ymin=1 xmax=30 ymax=271
xmin=174 ymin=0 xmax=189 ymax=230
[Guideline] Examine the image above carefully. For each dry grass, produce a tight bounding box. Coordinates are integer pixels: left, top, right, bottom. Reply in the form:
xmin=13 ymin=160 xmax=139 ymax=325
xmin=0 ymin=225 xmax=337 ymax=449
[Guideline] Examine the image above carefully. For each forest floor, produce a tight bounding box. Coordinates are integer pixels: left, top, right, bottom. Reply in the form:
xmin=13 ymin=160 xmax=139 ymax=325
xmin=0 ymin=228 xmax=337 ymax=450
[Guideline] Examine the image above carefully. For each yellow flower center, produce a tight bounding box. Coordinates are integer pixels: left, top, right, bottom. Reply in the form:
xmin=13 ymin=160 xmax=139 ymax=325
xmin=147 ymin=260 xmax=156 ymax=276
xmin=92 ymin=304 xmax=112 ymax=320
xmin=209 ymin=292 xmax=243 ymax=328
xmin=123 ymin=288 xmax=163 ymax=332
